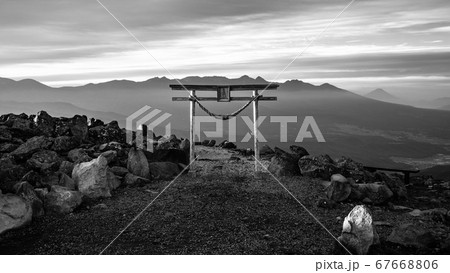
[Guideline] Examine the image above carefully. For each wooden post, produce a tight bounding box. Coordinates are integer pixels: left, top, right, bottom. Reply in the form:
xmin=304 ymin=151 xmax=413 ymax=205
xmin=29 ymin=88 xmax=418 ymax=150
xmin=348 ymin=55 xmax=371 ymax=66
xmin=253 ymin=90 xmax=259 ymax=173
xmin=190 ymin=90 xmax=196 ymax=168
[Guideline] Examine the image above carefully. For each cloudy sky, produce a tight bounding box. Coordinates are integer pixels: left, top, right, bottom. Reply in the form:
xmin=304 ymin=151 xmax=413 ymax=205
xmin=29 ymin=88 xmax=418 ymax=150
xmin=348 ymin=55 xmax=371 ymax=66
xmin=1 ymin=0 xmax=449 ymax=98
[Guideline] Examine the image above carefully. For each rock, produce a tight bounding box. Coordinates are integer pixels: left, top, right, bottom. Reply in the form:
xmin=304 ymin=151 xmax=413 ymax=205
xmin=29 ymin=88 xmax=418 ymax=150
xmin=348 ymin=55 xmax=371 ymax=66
xmin=44 ymin=185 xmax=83 ymax=214
xmin=20 ymin=171 xmax=43 ymax=187
xmin=0 ymin=127 xmax=13 ymax=142
xmin=375 ymin=172 xmax=407 ymax=198
xmin=58 ymin=173 xmax=76 ymax=190
xmin=110 ymin=166 xmax=129 ymax=177
xmin=89 ymin=121 xmax=125 ymax=144
xmin=0 ymin=142 xmax=19 ymax=153
xmin=101 ymin=150 xmax=117 ymax=165
xmin=156 ymin=134 xmax=181 ymax=150
xmin=387 ymin=223 xmax=438 ymax=249
xmin=14 ymin=181 xmax=44 ymax=218
xmin=335 ymin=157 xmax=370 ymax=182
xmin=220 ymin=141 xmax=236 ymax=149
xmin=88 ymin=118 xmax=104 ymax=128
xmin=148 ymin=162 xmax=181 ymax=180
xmin=179 ymin=139 xmax=190 ymax=153
xmin=146 ymin=148 xmax=189 ymax=165
xmin=34 ymin=188 xmax=48 ymax=201
xmin=331 ymin=174 xmax=348 ymax=183
xmin=10 ymin=136 xmax=54 ymax=159
xmin=267 ymin=153 xmax=300 ymax=177
xmin=392 ymin=205 xmax=413 ymax=211
xmin=327 ymin=174 xmax=351 ymax=202
xmin=260 ymin=145 xmax=274 ymax=157
xmin=201 ymin=140 xmax=209 ymax=146
xmin=289 ymin=145 xmax=309 ymax=160
xmin=124 ymin=173 xmax=151 ymax=186
xmin=0 ymin=192 xmax=33 ymax=235
xmin=52 ymin=136 xmax=79 ymax=152
xmin=93 ymin=203 xmax=108 ymax=210
xmin=351 ymin=183 xmax=393 ymax=204
xmin=107 ymin=171 xmax=121 ymax=191
xmin=127 ymin=147 xmax=150 ymax=179
xmin=0 ymin=157 xmax=28 ymax=192
xmin=27 ymin=150 xmax=62 ymax=172
xmin=336 ymin=205 xmax=379 ymax=255
xmin=70 ymin=115 xmax=88 ymax=141
xmin=58 ymin=161 xmax=75 ymax=176
xmin=11 ymin=117 xmax=33 ymax=132
xmin=72 ymin=155 xmax=116 ymax=198
xmin=207 ymin=139 xmax=216 ymax=147
xmin=409 ymin=209 xmax=422 ymax=217
xmin=67 ymin=148 xmax=92 ymax=163
xmin=298 ymin=154 xmax=338 ymax=180
xmin=54 ymin=117 xmax=71 ymax=136
xmin=34 ymin=111 xmax=55 ymax=137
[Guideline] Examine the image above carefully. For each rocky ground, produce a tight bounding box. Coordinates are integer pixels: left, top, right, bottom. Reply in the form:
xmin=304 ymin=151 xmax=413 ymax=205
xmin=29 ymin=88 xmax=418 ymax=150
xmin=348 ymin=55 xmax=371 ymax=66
xmin=1 ymin=111 xmax=450 ymax=255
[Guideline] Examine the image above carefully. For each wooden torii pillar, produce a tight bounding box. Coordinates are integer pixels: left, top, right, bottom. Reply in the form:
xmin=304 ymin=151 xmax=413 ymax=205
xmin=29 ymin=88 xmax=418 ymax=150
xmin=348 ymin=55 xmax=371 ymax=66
xmin=170 ymin=84 xmax=278 ymax=173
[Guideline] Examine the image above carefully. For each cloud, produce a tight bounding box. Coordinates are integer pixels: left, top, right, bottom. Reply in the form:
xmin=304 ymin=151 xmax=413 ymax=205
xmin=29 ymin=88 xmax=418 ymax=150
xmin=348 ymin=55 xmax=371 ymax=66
xmin=0 ymin=0 xmax=449 ymax=99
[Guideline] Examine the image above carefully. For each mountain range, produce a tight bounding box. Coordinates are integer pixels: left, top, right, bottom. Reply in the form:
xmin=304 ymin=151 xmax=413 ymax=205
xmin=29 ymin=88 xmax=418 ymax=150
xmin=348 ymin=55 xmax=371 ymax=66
xmin=1 ymin=75 xmax=450 ymax=168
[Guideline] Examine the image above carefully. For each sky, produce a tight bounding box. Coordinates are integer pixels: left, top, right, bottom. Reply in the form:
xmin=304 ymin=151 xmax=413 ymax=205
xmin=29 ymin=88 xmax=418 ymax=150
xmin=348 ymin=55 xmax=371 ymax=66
xmin=0 ymin=0 xmax=449 ymax=99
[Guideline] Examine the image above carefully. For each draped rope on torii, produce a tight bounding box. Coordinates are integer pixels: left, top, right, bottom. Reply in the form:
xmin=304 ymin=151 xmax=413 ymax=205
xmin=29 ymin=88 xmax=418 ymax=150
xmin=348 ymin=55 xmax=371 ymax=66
xmin=171 ymin=84 xmax=278 ymax=173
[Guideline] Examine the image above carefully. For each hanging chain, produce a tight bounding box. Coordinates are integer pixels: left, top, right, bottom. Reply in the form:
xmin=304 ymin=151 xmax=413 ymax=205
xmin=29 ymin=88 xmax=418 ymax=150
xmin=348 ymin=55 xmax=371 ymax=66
xmin=191 ymin=94 xmax=261 ymax=120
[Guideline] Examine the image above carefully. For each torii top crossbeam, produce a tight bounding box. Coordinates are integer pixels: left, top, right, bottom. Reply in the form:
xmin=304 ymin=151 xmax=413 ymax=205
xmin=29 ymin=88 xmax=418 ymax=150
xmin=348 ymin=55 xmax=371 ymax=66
xmin=170 ymin=84 xmax=278 ymax=173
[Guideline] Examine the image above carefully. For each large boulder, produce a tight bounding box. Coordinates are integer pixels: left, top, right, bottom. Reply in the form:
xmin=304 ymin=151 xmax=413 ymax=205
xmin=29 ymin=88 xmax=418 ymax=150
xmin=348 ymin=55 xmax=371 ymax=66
xmin=387 ymin=223 xmax=437 ymax=249
xmin=34 ymin=111 xmax=55 ymax=137
xmin=14 ymin=181 xmax=44 ymax=218
xmin=10 ymin=136 xmax=54 ymax=159
xmin=336 ymin=205 xmax=379 ymax=255
xmin=350 ymin=183 xmax=393 ymax=204
xmin=148 ymin=162 xmax=181 ymax=180
xmin=267 ymin=152 xmax=300 ymax=177
xmin=44 ymin=186 xmax=83 ymax=214
xmin=327 ymin=174 xmax=351 ymax=202
xmin=0 ymin=192 xmax=33 ymax=235
xmin=127 ymin=147 xmax=150 ymax=179
xmin=27 ymin=150 xmax=62 ymax=172
xmin=72 ymin=155 xmax=117 ymax=198
xmin=298 ymin=154 xmax=338 ymax=180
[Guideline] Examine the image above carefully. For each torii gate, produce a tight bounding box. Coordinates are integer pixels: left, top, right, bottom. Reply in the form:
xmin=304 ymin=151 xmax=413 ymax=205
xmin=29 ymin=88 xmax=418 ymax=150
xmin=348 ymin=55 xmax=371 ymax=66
xmin=170 ymin=84 xmax=278 ymax=172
